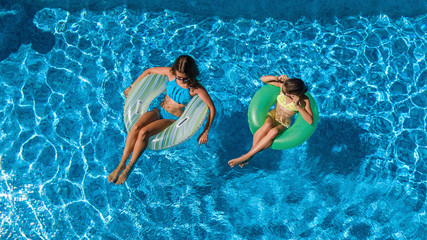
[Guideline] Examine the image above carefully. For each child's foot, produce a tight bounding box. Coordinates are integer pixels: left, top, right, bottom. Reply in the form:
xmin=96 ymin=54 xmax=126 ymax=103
xmin=108 ymin=167 xmax=124 ymax=183
xmin=228 ymin=156 xmax=247 ymax=168
xmin=239 ymin=161 xmax=249 ymax=168
xmin=115 ymin=169 xmax=130 ymax=185
xmin=228 ymin=159 xmax=238 ymax=168
xmin=238 ymin=156 xmax=253 ymax=168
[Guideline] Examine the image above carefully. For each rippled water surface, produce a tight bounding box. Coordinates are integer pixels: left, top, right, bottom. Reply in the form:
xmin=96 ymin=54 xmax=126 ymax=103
xmin=1 ymin=4 xmax=426 ymax=240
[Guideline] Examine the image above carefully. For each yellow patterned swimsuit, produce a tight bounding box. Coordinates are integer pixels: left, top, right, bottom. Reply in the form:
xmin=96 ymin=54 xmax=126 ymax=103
xmin=268 ymin=93 xmax=298 ymax=128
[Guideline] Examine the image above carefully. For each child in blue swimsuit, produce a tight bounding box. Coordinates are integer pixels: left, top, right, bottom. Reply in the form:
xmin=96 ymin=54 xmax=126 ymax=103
xmin=108 ymin=55 xmax=216 ymax=185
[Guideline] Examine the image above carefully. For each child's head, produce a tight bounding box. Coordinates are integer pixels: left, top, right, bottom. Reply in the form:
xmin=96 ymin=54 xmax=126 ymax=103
xmin=171 ymin=55 xmax=200 ymax=87
xmin=283 ymin=78 xmax=308 ymax=97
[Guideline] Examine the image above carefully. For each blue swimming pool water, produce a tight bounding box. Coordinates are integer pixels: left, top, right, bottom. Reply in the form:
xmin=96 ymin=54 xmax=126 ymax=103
xmin=0 ymin=1 xmax=426 ymax=239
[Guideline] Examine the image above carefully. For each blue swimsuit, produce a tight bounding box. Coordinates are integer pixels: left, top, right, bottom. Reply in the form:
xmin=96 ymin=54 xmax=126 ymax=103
xmin=166 ymin=79 xmax=192 ymax=105
xmin=149 ymin=78 xmax=192 ymax=120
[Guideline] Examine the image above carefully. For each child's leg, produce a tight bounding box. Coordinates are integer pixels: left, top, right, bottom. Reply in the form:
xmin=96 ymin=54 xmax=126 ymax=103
xmin=251 ymin=116 xmax=275 ymax=148
xmin=245 ymin=125 xmax=285 ymax=159
xmin=115 ymin=118 xmax=174 ymax=185
xmin=228 ymin=124 xmax=285 ymax=168
xmin=228 ymin=117 xmax=275 ymax=168
xmin=108 ymin=109 xmax=160 ymax=183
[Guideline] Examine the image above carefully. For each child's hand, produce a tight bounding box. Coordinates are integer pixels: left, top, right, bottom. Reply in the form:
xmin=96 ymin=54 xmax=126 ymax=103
xmin=291 ymin=95 xmax=300 ymax=106
xmin=197 ymin=131 xmax=208 ymax=145
xmin=124 ymin=87 xmax=131 ymax=98
xmin=277 ymin=75 xmax=289 ymax=82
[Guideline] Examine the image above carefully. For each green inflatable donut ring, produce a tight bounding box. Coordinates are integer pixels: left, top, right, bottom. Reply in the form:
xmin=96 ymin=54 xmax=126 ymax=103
xmin=248 ymin=84 xmax=319 ymax=150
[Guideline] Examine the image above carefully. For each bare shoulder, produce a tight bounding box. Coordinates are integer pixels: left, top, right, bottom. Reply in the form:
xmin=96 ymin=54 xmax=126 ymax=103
xmin=190 ymin=83 xmax=208 ymax=96
xmin=190 ymin=83 xmax=215 ymax=108
xmin=148 ymin=67 xmax=173 ymax=79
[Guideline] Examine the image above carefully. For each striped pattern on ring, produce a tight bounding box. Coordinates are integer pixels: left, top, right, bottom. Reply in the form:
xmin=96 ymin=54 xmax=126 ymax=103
xmin=123 ymin=74 xmax=208 ymax=150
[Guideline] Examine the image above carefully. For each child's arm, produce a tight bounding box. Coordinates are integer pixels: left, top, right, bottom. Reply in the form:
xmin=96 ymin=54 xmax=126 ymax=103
xmin=295 ymin=97 xmax=314 ymax=125
xmin=124 ymin=67 xmax=171 ymax=97
xmin=260 ymin=75 xmax=289 ymax=87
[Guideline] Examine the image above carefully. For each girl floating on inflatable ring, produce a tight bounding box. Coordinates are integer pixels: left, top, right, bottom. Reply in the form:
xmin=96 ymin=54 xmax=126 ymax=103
xmin=108 ymin=55 xmax=216 ymax=185
xmin=228 ymin=75 xmax=314 ymax=168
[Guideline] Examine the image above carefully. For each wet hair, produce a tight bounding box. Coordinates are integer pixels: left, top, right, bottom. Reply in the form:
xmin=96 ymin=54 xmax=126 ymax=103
xmin=170 ymin=55 xmax=200 ymax=87
xmin=284 ymin=78 xmax=308 ymax=96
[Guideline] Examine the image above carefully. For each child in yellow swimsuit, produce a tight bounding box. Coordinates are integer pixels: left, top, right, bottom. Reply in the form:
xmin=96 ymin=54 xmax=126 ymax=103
xmin=228 ymin=75 xmax=314 ymax=168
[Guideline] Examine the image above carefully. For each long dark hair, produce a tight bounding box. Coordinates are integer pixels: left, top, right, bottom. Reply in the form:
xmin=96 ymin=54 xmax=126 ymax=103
xmin=170 ymin=55 xmax=200 ymax=87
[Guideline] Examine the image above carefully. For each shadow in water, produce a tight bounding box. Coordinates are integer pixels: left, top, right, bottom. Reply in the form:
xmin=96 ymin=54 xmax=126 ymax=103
xmin=215 ymin=111 xmax=253 ymax=162
xmin=415 ymin=183 xmax=426 ymax=212
xmin=305 ymin=116 xmax=427 ymax=212
xmin=0 ymin=2 xmax=55 ymax=61
xmin=306 ymin=116 xmax=374 ymax=176
xmin=5 ymin=0 xmax=427 ymax=21
xmin=214 ymin=112 xmax=375 ymax=176
xmin=1 ymin=0 xmax=426 ymax=61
